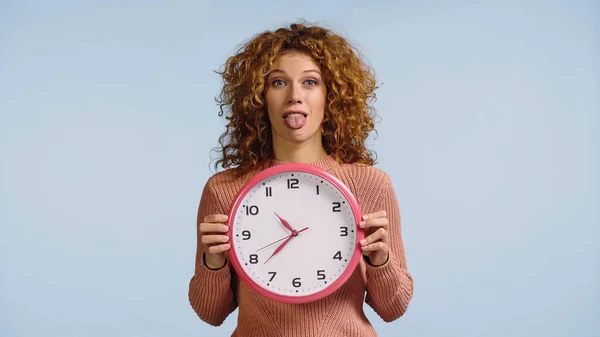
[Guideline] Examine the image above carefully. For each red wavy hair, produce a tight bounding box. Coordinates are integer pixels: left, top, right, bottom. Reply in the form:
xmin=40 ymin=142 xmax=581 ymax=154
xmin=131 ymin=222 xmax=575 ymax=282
xmin=212 ymin=22 xmax=379 ymax=175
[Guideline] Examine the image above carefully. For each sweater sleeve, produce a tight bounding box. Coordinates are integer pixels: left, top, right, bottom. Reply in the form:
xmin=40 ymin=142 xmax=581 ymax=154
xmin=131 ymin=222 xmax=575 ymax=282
xmin=188 ymin=178 xmax=238 ymax=326
xmin=364 ymin=172 xmax=414 ymax=322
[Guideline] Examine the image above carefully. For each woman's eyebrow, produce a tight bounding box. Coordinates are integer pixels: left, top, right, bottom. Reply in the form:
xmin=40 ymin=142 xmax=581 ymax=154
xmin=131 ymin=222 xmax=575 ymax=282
xmin=268 ymin=69 xmax=322 ymax=76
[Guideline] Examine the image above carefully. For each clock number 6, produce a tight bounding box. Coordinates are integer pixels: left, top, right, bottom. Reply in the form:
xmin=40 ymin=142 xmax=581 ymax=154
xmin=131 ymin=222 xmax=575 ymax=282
xmin=292 ymin=277 xmax=301 ymax=288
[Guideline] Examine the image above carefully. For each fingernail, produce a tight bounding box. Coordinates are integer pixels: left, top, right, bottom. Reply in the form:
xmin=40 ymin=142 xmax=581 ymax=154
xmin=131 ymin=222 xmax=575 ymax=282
xmin=360 ymin=239 xmax=367 ymax=245
xmin=222 ymin=225 xmax=229 ymax=231
xmin=359 ymin=221 xmax=366 ymax=227
xmin=362 ymin=215 xmax=368 ymax=220
xmin=223 ymin=215 xmax=229 ymax=220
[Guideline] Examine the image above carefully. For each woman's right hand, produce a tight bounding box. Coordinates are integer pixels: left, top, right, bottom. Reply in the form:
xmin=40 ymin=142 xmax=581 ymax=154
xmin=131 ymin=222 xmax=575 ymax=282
xmin=200 ymin=214 xmax=231 ymax=269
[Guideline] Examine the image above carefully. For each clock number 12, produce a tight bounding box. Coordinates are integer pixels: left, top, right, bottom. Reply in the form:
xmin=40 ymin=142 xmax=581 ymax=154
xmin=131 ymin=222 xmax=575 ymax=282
xmin=287 ymin=178 xmax=299 ymax=189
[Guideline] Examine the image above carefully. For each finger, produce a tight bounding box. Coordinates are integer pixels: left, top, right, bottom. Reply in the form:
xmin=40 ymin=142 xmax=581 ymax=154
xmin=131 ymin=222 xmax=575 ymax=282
xmin=203 ymin=214 xmax=229 ymax=223
xmin=361 ymin=241 xmax=389 ymax=254
xmin=360 ymin=228 xmax=388 ymax=246
xmin=200 ymin=222 xmax=229 ymax=234
xmin=207 ymin=243 xmax=231 ymax=254
xmin=362 ymin=210 xmax=387 ymax=221
xmin=359 ymin=217 xmax=388 ymax=229
xmin=201 ymin=234 xmax=230 ymax=246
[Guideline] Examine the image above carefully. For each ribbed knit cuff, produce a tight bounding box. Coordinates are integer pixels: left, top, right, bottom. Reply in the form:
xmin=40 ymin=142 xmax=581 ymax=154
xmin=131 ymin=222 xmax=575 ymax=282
xmin=365 ymin=254 xmax=412 ymax=296
xmin=196 ymin=252 xmax=231 ymax=280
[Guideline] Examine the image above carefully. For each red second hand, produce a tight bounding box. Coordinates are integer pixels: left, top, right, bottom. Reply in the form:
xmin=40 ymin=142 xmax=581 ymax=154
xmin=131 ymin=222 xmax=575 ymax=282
xmin=256 ymin=227 xmax=309 ymax=253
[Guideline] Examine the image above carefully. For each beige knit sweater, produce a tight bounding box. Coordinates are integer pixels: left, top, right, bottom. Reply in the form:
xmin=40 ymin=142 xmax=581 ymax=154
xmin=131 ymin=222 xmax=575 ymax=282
xmin=188 ymin=155 xmax=414 ymax=337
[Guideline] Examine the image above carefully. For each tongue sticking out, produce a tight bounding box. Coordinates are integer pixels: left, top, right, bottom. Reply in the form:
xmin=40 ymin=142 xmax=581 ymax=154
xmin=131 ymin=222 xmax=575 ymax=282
xmin=283 ymin=114 xmax=307 ymax=130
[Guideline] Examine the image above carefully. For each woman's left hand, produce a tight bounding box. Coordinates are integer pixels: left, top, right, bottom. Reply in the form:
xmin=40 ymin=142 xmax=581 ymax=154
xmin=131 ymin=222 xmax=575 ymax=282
xmin=359 ymin=210 xmax=390 ymax=266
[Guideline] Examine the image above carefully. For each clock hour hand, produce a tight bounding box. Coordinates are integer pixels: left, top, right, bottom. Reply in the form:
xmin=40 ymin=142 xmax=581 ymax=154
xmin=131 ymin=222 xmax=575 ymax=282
xmin=274 ymin=213 xmax=295 ymax=233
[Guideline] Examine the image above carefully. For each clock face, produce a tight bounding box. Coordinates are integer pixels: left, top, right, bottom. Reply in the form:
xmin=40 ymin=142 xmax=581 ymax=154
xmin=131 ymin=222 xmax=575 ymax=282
xmin=227 ymin=164 xmax=363 ymax=304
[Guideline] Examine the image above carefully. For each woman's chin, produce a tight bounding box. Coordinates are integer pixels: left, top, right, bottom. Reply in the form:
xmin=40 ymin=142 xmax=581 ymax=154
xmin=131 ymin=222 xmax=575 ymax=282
xmin=273 ymin=127 xmax=321 ymax=145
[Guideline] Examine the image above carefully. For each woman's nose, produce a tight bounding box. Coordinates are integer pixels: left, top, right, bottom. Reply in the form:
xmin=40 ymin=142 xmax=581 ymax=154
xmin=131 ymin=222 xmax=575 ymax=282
xmin=287 ymin=84 xmax=303 ymax=104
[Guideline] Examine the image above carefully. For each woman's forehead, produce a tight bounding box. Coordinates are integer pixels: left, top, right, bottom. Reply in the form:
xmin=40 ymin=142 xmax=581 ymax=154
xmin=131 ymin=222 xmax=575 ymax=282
xmin=268 ymin=52 xmax=321 ymax=74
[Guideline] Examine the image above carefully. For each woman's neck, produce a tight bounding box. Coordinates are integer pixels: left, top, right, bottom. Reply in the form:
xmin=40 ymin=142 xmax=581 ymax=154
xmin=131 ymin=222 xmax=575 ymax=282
xmin=272 ymin=139 xmax=328 ymax=164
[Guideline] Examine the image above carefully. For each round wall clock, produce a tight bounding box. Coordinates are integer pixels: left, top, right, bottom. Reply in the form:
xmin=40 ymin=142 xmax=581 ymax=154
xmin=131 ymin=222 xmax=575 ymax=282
xmin=226 ymin=163 xmax=364 ymax=304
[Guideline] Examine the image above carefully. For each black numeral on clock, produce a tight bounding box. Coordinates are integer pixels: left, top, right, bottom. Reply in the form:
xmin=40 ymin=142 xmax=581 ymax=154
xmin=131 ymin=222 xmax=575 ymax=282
xmin=265 ymin=186 xmax=272 ymax=197
xmin=333 ymin=251 xmax=342 ymax=261
xmin=317 ymin=270 xmax=326 ymax=280
xmin=316 ymin=185 xmax=320 ymax=195
xmin=292 ymin=277 xmax=301 ymax=287
xmin=340 ymin=226 xmax=348 ymax=236
xmin=287 ymin=178 xmax=299 ymax=189
xmin=243 ymin=205 xmax=259 ymax=216
xmin=249 ymin=254 xmax=258 ymax=264
xmin=242 ymin=230 xmax=251 ymax=240
xmin=268 ymin=271 xmax=277 ymax=282
xmin=332 ymin=202 xmax=341 ymax=212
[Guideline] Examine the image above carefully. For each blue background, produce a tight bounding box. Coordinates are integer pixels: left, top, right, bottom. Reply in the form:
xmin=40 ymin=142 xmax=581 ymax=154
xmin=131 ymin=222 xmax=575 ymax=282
xmin=1 ymin=1 xmax=598 ymax=336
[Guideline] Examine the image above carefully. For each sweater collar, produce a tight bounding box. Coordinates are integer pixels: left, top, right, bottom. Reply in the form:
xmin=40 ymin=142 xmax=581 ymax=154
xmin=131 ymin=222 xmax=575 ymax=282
xmin=265 ymin=154 xmax=342 ymax=172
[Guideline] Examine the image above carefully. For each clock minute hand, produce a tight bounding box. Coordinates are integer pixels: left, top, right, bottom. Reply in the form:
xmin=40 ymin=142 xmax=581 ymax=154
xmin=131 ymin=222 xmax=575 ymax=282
xmin=264 ymin=235 xmax=293 ymax=264
xmin=274 ymin=213 xmax=295 ymax=233
xmin=262 ymin=226 xmax=309 ymax=263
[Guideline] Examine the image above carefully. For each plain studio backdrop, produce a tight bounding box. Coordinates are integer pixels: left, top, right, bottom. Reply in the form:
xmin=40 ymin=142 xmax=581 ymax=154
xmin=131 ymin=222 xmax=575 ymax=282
xmin=0 ymin=1 xmax=597 ymax=336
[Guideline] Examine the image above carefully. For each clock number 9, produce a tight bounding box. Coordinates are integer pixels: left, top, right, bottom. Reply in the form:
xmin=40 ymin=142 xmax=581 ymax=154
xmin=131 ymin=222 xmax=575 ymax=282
xmin=292 ymin=277 xmax=302 ymax=288
xmin=242 ymin=230 xmax=251 ymax=240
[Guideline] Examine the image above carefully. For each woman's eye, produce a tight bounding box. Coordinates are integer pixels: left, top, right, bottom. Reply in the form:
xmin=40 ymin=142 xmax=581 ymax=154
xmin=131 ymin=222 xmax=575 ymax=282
xmin=272 ymin=79 xmax=285 ymax=86
xmin=304 ymin=79 xmax=317 ymax=86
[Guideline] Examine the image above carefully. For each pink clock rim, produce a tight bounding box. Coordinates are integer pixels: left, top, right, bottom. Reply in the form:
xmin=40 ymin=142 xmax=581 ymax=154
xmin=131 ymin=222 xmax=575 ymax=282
xmin=226 ymin=162 xmax=364 ymax=304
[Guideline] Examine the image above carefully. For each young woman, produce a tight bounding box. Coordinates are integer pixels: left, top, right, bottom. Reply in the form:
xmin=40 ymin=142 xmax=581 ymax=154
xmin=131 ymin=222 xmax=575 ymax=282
xmin=188 ymin=22 xmax=414 ymax=337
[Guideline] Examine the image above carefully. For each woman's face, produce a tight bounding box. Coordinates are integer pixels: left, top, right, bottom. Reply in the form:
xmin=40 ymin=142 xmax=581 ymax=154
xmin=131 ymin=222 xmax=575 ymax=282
xmin=265 ymin=51 xmax=327 ymax=150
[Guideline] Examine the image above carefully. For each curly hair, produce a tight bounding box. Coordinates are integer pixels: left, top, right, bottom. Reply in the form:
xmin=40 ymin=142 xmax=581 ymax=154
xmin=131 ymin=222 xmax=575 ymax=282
xmin=212 ymin=22 xmax=379 ymax=175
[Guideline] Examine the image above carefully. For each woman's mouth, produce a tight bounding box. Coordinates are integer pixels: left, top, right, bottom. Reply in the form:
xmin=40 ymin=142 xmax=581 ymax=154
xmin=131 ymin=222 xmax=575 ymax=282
xmin=282 ymin=111 xmax=307 ymax=130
